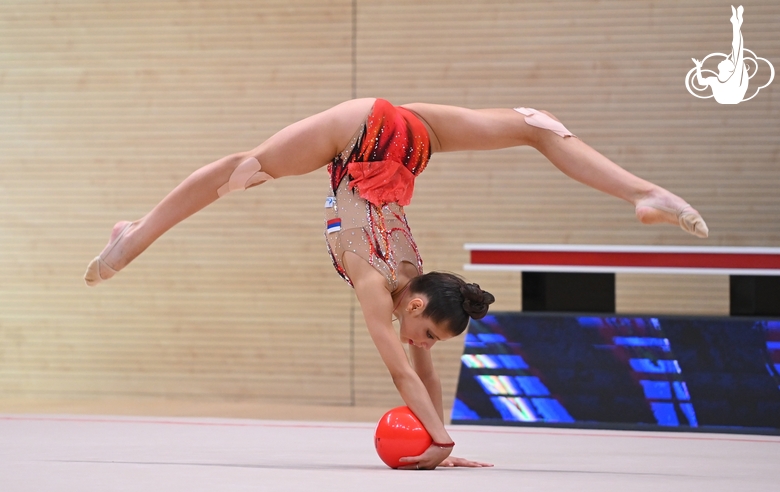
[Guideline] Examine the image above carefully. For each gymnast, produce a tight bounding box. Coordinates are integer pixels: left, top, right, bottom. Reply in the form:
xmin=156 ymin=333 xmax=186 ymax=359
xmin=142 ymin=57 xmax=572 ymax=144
xmin=84 ymin=97 xmax=708 ymax=469
xmin=692 ymin=5 xmax=749 ymax=104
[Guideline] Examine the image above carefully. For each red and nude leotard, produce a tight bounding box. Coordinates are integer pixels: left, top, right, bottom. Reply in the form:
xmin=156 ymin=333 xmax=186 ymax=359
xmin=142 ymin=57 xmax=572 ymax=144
xmin=325 ymin=98 xmax=431 ymax=291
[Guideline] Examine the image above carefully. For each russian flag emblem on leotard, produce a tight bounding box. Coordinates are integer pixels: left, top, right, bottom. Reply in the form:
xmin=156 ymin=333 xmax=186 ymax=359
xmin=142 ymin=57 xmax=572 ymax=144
xmin=327 ymin=218 xmax=342 ymax=234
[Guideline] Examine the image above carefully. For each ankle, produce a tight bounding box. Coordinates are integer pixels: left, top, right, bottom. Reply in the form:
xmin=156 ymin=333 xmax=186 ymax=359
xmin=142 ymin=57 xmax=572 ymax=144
xmin=103 ymin=221 xmax=139 ymax=271
xmin=631 ymin=186 xmax=663 ymax=208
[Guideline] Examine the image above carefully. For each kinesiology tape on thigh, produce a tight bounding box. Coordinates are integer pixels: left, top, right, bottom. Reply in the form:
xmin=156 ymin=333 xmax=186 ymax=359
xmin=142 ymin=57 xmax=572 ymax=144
xmin=217 ymin=157 xmax=274 ymax=197
xmin=513 ymin=107 xmax=576 ymax=138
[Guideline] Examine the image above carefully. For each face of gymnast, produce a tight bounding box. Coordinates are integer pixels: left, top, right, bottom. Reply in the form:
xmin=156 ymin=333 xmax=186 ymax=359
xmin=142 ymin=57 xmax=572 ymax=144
xmin=396 ymin=272 xmax=496 ymax=350
xmin=397 ymin=295 xmax=453 ymax=350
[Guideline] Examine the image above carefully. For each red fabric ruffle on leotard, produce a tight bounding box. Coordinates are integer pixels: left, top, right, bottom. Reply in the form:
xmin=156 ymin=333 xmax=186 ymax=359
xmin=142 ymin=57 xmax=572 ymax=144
xmin=329 ymin=98 xmax=430 ymax=206
xmin=347 ymin=160 xmax=416 ymax=207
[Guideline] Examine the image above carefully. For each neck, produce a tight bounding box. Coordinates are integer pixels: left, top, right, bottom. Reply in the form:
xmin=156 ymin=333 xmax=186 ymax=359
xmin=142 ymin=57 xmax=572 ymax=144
xmin=392 ymin=282 xmax=412 ymax=314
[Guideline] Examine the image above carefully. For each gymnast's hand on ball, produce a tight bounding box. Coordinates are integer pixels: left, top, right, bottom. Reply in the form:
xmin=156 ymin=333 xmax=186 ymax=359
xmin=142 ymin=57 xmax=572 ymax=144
xmin=438 ymin=456 xmax=494 ymax=468
xmin=397 ymin=443 xmax=453 ymax=470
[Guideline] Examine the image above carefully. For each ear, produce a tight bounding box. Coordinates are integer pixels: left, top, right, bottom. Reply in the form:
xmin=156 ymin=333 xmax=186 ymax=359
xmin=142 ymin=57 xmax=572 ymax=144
xmin=407 ymin=297 xmax=425 ymax=314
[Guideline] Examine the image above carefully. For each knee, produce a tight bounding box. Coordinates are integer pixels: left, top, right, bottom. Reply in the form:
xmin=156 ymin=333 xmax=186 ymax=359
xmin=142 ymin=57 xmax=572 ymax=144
xmin=218 ymin=151 xmax=253 ymax=172
xmin=220 ymin=151 xmax=268 ymax=177
xmin=537 ymin=109 xmax=561 ymax=122
xmin=515 ymin=107 xmax=575 ymax=145
xmin=217 ymin=151 xmax=275 ymax=197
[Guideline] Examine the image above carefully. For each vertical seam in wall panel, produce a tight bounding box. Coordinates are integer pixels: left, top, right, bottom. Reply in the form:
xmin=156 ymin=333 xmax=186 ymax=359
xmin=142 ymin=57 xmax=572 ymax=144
xmin=350 ymin=0 xmax=358 ymax=406
xmin=352 ymin=0 xmax=357 ymax=99
xmin=350 ymin=294 xmax=356 ymax=406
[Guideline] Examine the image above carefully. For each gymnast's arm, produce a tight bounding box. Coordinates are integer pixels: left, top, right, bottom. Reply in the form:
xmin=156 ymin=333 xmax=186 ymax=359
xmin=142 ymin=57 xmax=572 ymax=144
xmin=408 ymin=344 xmax=494 ymax=468
xmin=692 ymin=59 xmax=713 ymax=87
xmin=350 ymin=273 xmax=453 ymax=468
xmin=408 ymin=345 xmax=444 ymax=421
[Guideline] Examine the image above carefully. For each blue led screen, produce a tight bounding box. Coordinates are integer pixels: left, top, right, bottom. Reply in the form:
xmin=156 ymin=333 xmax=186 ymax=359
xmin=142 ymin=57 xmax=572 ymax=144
xmin=452 ymin=314 xmax=780 ymax=433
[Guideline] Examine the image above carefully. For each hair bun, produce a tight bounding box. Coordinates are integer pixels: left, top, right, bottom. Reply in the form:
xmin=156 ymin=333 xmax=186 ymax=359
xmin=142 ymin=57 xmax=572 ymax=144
xmin=459 ymin=283 xmax=496 ymax=320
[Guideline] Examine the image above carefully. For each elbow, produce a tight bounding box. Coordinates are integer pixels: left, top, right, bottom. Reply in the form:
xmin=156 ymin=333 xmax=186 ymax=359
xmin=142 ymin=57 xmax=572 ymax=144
xmin=411 ymin=361 xmax=440 ymax=388
xmin=414 ymin=365 xmax=438 ymax=384
xmin=419 ymin=371 xmax=441 ymax=389
xmin=390 ymin=368 xmax=419 ymax=390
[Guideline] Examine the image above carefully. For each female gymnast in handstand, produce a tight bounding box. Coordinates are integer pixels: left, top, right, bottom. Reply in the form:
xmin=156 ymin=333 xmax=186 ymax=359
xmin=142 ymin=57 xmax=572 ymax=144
xmin=84 ymin=98 xmax=708 ymax=469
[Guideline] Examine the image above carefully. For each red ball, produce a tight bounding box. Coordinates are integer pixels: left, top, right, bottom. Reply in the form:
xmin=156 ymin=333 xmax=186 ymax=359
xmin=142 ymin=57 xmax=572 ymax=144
xmin=374 ymin=406 xmax=433 ymax=469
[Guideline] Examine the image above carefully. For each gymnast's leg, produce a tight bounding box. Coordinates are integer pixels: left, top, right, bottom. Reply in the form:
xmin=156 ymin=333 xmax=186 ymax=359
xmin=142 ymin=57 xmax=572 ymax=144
xmin=84 ymin=98 xmax=376 ymax=286
xmin=402 ymin=102 xmax=708 ymax=238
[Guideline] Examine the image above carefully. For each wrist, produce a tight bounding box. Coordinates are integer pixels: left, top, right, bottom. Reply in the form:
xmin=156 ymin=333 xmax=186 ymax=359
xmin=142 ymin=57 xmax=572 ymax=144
xmin=432 ymin=441 xmax=455 ymax=449
xmin=429 ymin=429 xmax=451 ymax=445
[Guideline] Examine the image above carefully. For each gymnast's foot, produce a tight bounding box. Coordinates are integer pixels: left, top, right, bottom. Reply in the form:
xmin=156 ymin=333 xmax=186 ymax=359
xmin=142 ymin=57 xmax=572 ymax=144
xmin=634 ymin=189 xmax=709 ymax=238
xmin=731 ymin=5 xmax=743 ymax=26
xmin=84 ymin=221 xmax=134 ymax=286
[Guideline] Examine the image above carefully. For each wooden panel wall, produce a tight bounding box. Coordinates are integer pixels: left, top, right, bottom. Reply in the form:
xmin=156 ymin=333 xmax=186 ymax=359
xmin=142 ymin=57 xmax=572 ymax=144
xmin=1 ymin=1 xmax=778 ymax=413
xmin=0 ymin=0 xmax=357 ymax=405
xmin=353 ymin=0 xmax=780 ymax=408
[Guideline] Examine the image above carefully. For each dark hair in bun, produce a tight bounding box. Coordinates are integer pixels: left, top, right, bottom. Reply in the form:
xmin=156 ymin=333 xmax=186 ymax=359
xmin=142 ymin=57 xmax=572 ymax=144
xmin=408 ymin=271 xmax=496 ymax=336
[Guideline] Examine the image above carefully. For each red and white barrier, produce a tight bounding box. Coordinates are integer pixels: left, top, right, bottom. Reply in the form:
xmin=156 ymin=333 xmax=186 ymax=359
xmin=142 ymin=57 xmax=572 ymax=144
xmin=464 ymin=244 xmax=780 ymax=276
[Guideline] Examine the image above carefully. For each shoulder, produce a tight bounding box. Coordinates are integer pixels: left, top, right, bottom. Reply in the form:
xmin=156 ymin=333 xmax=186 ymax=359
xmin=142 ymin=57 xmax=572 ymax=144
xmin=343 ymin=252 xmax=393 ymax=313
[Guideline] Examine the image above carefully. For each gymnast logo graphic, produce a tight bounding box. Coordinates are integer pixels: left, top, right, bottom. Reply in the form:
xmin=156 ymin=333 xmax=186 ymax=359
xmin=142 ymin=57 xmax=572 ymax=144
xmin=685 ymin=5 xmax=774 ymax=104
